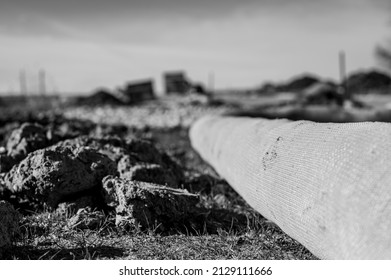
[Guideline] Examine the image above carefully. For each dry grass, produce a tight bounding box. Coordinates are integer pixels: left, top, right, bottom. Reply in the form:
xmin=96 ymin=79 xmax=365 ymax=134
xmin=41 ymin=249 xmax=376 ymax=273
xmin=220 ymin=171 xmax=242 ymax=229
xmin=5 ymin=208 xmax=316 ymax=260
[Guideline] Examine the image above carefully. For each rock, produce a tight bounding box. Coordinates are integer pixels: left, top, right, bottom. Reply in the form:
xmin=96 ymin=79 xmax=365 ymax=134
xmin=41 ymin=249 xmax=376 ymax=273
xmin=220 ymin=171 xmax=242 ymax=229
xmin=0 ymin=201 xmax=19 ymax=255
xmin=67 ymin=207 xmax=106 ymax=230
xmin=102 ymin=176 xmax=199 ymax=231
xmin=6 ymin=123 xmax=48 ymax=160
xmin=4 ymin=145 xmax=117 ymax=208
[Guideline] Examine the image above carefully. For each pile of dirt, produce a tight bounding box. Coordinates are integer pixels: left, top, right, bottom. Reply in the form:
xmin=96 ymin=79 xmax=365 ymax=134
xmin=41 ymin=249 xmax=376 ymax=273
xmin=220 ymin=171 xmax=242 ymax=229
xmin=72 ymin=89 xmax=123 ymax=107
xmin=0 ymin=201 xmax=19 ymax=256
xmin=6 ymin=122 xmax=49 ymax=161
xmin=257 ymin=75 xmax=321 ymax=94
xmin=0 ymin=116 xmax=258 ymax=251
xmin=4 ymin=145 xmax=117 ymax=208
xmin=0 ymin=118 xmax=133 ymax=174
xmin=347 ymin=70 xmax=391 ymax=93
xmin=102 ymin=176 xmax=199 ymax=231
xmin=301 ymin=82 xmax=342 ymax=106
xmin=1 ymin=123 xmax=52 ymax=173
xmin=282 ymin=75 xmax=320 ymax=93
xmin=1 ymin=121 xmax=185 ymax=212
xmin=57 ymin=136 xmax=184 ymax=185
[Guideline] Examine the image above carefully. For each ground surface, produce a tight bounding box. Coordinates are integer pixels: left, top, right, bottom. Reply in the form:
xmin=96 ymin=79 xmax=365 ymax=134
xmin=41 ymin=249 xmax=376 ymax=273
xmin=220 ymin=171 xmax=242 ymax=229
xmin=9 ymin=91 xmax=391 ymax=260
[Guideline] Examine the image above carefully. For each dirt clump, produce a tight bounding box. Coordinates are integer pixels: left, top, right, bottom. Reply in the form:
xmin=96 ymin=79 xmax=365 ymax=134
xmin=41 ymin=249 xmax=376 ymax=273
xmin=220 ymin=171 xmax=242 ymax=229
xmin=2 ymin=134 xmax=185 ymax=211
xmin=4 ymin=145 xmax=117 ymax=209
xmin=59 ymin=136 xmax=184 ymax=187
xmin=6 ymin=123 xmax=48 ymax=160
xmin=118 ymin=159 xmax=179 ymax=187
xmin=1 ymin=123 xmax=51 ymax=173
xmin=0 ymin=200 xmax=19 ymax=256
xmin=67 ymin=207 xmax=107 ymax=230
xmin=102 ymin=176 xmax=199 ymax=231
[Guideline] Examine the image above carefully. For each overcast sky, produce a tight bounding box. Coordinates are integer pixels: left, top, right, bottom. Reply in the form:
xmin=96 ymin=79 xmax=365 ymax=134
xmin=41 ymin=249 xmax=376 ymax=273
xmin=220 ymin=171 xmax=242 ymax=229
xmin=1 ymin=0 xmax=390 ymax=94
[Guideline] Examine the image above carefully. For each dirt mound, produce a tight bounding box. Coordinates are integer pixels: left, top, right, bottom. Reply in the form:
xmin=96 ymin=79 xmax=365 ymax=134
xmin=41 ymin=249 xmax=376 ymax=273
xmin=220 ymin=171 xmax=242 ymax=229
xmin=0 ymin=123 xmax=50 ymax=173
xmin=4 ymin=145 xmax=117 ymax=208
xmin=257 ymin=75 xmax=321 ymax=94
xmin=102 ymin=176 xmax=199 ymax=231
xmin=347 ymin=70 xmax=391 ymax=93
xmin=0 ymin=201 xmax=19 ymax=255
xmin=282 ymin=75 xmax=320 ymax=92
xmin=301 ymin=82 xmax=342 ymax=106
xmin=0 ymin=121 xmax=101 ymax=173
xmin=2 ymin=133 xmax=185 ymax=211
xmin=74 ymin=90 xmax=123 ymax=106
xmin=6 ymin=123 xmax=49 ymax=160
xmin=118 ymin=161 xmax=179 ymax=186
xmin=6 ymin=123 xmax=48 ymax=159
xmin=59 ymin=136 xmax=184 ymax=186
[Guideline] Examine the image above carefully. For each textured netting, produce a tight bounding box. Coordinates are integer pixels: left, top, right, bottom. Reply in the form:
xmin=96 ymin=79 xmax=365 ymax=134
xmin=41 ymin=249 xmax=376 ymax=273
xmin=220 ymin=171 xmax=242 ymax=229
xmin=190 ymin=116 xmax=391 ymax=259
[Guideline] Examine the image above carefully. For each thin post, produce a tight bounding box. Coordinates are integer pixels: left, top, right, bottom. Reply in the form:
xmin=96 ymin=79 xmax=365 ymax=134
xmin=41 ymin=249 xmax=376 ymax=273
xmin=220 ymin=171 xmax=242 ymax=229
xmin=208 ymin=71 xmax=215 ymax=94
xmin=339 ymin=51 xmax=349 ymax=104
xmin=19 ymin=69 xmax=27 ymax=95
xmin=38 ymin=69 xmax=46 ymax=95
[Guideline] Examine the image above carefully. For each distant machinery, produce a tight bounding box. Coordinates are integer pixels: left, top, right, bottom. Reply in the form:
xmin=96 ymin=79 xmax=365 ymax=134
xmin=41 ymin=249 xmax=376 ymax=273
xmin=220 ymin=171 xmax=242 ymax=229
xmin=163 ymin=71 xmax=207 ymax=95
xmin=120 ymin=80 xmax=155 ymax=104
xmin=164 ymin=71 xmax=191 ymax=95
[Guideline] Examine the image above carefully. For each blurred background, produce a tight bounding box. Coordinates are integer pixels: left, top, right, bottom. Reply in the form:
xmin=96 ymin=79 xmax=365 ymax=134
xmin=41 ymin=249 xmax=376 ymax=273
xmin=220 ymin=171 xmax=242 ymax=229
xmin=0 ymin=0 xmax=389 ymax=92
xmin=0 ymin=0 xmax=391 ymax=123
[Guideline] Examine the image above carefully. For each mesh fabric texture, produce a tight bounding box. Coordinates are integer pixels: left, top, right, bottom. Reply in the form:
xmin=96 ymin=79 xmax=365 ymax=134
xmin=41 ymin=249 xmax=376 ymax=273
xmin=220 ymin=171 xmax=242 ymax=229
xmin=190 ymin=116 xmax=391 ymax=259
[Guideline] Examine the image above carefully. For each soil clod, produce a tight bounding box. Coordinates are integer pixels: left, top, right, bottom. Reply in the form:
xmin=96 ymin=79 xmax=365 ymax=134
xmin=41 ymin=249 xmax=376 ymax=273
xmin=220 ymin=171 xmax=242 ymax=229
xmin=102 ymin=176 xmax=199 ymax=231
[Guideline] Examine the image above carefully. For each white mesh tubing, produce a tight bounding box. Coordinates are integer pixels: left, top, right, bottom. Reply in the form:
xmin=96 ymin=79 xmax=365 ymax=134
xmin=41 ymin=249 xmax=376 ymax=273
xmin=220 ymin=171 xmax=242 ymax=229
xmin=190 ymin=116 xmax=391 ymax=259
